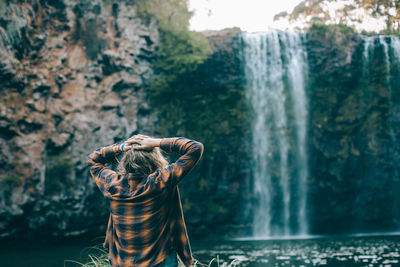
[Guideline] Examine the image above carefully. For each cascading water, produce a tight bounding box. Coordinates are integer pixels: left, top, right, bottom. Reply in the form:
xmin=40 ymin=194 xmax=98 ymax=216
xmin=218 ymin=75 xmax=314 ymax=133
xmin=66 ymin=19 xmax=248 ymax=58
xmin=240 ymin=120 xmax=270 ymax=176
xmin=362 ymin=36 xmax=374 ymax=77
xmin=361 ymin=35 xmax=400 ymax=228
xmin=242 ymin=31 xmax=309 ymax=237
xmin=390 ymin=37 xmax=400 ymax=227
xmin=283 ymin=33 xmax=309 ymax=236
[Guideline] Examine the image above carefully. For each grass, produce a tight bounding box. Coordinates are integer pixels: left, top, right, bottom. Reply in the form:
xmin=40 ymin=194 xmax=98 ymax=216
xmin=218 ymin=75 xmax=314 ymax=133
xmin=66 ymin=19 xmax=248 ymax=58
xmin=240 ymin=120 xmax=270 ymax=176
xmin=65 ymin=247 xmax=242 ymax=267
xmin=63 ymin=247 xmax=109 ymax=267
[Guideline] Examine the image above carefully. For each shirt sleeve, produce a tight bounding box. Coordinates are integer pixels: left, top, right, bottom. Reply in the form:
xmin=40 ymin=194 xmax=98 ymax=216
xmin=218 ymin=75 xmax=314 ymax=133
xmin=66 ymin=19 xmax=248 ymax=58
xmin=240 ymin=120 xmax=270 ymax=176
xmin=152 ymin=137 xmax=204 ymax=188
xmin=87 ymin=143 xmax=125 ymax=199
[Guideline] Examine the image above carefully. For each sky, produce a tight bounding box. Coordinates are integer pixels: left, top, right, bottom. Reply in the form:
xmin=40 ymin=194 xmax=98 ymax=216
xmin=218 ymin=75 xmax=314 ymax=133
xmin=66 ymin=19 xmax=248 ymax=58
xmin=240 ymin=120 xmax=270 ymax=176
xmin=188 ymin=0 xmax=305 ymax=32
xmin=188 ymin=0 xmax=389 ymax=33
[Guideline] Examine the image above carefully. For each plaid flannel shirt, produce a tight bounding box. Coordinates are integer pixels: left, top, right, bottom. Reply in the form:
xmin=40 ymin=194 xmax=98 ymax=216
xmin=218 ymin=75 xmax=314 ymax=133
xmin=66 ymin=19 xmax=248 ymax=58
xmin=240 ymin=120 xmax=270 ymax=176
xmin=87 ymin=137 xmax=204 ymax=267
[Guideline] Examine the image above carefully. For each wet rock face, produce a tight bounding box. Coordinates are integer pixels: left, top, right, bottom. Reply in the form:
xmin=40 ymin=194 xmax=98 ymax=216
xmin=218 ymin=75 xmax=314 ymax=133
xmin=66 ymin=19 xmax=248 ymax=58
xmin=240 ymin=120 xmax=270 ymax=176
xmin=0 ymin=0 xmax=159 ymax=238
xmin=306 ymin=27 xmax=400 ymax=234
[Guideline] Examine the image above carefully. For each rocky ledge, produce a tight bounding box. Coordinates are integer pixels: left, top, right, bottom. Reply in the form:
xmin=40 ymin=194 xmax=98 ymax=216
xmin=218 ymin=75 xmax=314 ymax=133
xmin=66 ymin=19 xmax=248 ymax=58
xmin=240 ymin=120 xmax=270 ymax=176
xmin=0 ymin=0 xmax=158 ymax=238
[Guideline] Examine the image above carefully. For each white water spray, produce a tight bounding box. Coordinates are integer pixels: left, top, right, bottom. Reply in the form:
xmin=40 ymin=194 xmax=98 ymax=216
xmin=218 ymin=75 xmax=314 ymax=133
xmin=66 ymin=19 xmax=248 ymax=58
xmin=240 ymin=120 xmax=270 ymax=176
xmin=242 ymin=31 xmax=309 ymax=237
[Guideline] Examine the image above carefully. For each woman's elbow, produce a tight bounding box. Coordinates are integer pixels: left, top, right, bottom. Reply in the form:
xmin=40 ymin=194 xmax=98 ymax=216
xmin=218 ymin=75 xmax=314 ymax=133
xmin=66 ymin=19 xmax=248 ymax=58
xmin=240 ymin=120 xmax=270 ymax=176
xmin=193 ymin=141 xmax=204 ymax=159
xmin=198 ymin=142 xmax=204 ymax=156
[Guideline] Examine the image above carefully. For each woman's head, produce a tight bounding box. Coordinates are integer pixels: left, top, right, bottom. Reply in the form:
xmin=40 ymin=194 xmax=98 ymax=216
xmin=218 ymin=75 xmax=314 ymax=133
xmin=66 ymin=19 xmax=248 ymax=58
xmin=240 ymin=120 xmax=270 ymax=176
xmin=117 ymin=146 xmax=169 ymax=176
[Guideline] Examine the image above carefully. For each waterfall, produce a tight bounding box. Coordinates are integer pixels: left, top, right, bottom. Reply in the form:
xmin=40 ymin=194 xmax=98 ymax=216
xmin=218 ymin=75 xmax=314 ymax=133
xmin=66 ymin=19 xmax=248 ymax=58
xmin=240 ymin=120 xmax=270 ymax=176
xmin=362 ymin=36 xmax=374 ymax=77
xmin=388 ymin=36 xmax=400 ymax=228
xmin=361 ymin=35 xmax=400 ymax=229
xmin=284 ymin=33 xmax=309 ymax=236
xmin=390 ymin=38 xmax=400 ymax=209
xmin=242 ymin=31 xmax=309 ymax=237
xmin=379 ymin=36 xmax=391 ymax=87
xmin=392 ymin=37 xmax=400 ymax=59
xmin=362 ymin=35 xmax=400 ymax=90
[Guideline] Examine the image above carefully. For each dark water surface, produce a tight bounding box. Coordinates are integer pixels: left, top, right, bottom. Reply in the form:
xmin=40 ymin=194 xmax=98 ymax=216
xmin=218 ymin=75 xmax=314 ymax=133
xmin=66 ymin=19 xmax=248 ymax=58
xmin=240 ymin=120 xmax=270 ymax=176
xmin=1 ymin=234 xmax=400 ymax=266
xmin=194 ymin=234 xmax=400 ymax=266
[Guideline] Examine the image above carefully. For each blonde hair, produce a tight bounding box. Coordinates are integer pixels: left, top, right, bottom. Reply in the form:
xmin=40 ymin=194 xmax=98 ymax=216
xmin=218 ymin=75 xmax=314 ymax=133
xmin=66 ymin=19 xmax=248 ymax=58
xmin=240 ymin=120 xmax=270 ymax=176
xmin=117 ymin=146 xmax=169 ymax=177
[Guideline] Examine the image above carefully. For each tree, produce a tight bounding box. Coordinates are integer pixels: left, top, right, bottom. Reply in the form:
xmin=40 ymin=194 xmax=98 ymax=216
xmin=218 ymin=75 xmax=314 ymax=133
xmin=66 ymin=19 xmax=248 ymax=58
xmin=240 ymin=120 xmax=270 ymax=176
xmin=358 ymin=0 xmax=400 ymax=33
xmin=274 ymin=0 xmax=400 ymax=34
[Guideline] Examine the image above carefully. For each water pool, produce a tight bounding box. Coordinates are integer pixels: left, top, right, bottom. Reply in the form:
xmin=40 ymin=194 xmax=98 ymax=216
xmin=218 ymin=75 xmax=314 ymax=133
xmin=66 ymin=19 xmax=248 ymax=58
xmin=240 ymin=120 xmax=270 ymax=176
xmin=1 ymin=234 xmax=400 ymax=266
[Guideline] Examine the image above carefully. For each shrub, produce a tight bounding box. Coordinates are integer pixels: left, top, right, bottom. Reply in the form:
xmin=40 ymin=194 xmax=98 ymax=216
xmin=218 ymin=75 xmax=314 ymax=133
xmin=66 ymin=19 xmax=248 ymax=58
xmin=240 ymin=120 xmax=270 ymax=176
xmin=135 ymin=0 xmax=211 ymax=98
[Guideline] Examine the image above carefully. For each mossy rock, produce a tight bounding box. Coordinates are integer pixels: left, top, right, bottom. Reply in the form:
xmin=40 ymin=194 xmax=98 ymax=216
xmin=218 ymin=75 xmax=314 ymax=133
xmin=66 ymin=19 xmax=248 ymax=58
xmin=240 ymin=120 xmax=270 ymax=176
xmin=0 ymin=175 xmax=22 ymax=187
xmin=45 ymin=156 xmax=74 ymax=195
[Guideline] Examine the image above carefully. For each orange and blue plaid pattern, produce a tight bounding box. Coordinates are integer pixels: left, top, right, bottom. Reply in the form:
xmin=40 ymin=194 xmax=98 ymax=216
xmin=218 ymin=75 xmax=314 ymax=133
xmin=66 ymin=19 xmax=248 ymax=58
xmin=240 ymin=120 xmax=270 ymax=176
xmin=87 ymin=137 xmax=204 ymax=267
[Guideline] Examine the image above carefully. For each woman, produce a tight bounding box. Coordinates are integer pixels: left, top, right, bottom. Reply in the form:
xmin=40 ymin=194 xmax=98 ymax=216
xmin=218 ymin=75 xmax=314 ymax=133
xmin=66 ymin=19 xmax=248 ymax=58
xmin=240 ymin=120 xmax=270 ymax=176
xmin=87 ymin=135 xmax=204 ymax=267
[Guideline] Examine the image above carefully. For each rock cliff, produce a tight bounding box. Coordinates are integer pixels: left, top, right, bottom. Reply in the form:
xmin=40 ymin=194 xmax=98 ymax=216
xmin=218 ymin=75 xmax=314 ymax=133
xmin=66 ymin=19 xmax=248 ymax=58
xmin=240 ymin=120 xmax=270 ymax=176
xmin=0 ymin=0 xmax=159 ymax=238
xmin=306 ymin=25 xmax=400 ymax=233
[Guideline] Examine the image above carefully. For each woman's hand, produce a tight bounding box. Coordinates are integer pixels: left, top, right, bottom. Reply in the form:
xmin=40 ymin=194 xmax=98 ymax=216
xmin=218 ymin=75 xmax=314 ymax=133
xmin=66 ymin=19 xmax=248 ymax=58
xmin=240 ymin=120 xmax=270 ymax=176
xmin=123 ymin=134 xmax=161 ymax=151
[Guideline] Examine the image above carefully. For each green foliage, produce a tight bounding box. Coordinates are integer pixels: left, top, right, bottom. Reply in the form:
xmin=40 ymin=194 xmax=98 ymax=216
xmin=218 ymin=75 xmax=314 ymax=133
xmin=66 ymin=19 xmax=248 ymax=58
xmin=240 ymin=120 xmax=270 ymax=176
xmin=134 ymin=1 xmax=247 ymax=234
xmin=45 ymin=156 xmax=74 ymax=195
xmin=135 ymin=1 xmax=248 ymax=168
xmin=136 ymin=0 xmax=211 ymax=97
xmin=156 ymin=28 xmax=211 ymax=75
xmin=135 ymin=0 xmax=249 ymax=231
xmin=136 ymin=0 xmax=192 ymax=30
xmin=0 ymin=175 xmax=22 ymax=187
